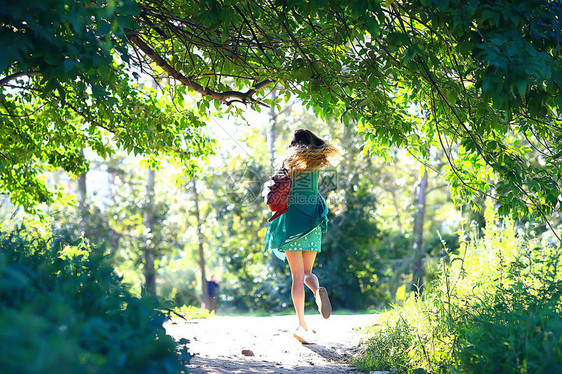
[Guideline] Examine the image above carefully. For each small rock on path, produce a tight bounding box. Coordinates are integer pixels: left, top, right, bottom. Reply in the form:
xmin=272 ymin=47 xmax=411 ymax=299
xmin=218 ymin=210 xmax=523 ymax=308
xmin=165 ymin=313 xmax=379 ymax=374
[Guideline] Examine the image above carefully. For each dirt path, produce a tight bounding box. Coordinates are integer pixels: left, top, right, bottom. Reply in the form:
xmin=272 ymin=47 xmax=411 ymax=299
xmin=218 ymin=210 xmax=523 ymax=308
xmin=165 ymin=313 xmax=379 ymax=373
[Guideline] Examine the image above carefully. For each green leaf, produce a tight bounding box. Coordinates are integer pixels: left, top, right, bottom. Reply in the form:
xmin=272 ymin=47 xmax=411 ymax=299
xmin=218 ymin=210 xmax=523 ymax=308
xmin=97 ymin=20 xmax=112 ymax=36
xmin=514 ymin=80 xmax=527 ymax=97
xmin=63 ymin=59 xmax=76 ymax=74
xmin=366 ymin=17 xmax=380 ymax=37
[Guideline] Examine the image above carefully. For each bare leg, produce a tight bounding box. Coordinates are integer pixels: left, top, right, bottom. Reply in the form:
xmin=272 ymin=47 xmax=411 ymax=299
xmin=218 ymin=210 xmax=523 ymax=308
xmin=302 ymin=251 xmax=319 ymax=295
xmin=285 ymin=251 xmax=307 ymax=330
xmin=303 ymin=250 xmax=331 ymax=318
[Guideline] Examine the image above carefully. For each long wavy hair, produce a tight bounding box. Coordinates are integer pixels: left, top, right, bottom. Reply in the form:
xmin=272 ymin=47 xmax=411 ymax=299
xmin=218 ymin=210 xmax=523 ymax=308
xmin=280 ymin=129 xmax=340 ymax=178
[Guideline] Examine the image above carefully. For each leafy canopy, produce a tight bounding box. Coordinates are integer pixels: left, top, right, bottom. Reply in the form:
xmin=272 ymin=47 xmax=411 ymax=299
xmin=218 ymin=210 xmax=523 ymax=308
xmin=1 ymin=0 xmax=561 ymax=234
xmin=1 ymin=0 xmax=213 ymax=211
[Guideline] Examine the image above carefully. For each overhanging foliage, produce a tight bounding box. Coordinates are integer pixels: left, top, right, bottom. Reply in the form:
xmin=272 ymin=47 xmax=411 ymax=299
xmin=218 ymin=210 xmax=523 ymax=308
xmin=1 ymin=0 xmax=561 ymax=235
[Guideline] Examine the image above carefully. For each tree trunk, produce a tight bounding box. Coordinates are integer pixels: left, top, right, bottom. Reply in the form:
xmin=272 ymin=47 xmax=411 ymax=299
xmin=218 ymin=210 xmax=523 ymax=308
xmin=267 ymin=87 xmax=277 ymax=170
xmin=192 ymin=177 xmax=210 ymax=309
xmin=77 ymin=148 xmax=87 ymax=213
xmin=411 ymin=168 xmax=429 ymax=296
xmin=78 ymin=173 xmax=87 ymax=207
xmin=143 ymin=168 xmax=157 ymax=296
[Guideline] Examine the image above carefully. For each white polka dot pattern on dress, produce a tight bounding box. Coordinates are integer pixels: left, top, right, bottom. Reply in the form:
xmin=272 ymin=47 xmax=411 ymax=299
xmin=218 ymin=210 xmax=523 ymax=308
xmin=278 ymin=226 xmax=322 ymax=253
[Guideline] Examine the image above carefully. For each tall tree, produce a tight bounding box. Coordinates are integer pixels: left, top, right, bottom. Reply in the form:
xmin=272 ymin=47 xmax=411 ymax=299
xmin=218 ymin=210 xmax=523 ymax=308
xmin=77 ymin=148 xmax=87 ymax=213
xmin=143 ymin=168 xmax=157 ymax=295
xmin=192 ymin=177 xmax=209 ymax=309
xmin=411 ymin=168 xmax=429 ymax=295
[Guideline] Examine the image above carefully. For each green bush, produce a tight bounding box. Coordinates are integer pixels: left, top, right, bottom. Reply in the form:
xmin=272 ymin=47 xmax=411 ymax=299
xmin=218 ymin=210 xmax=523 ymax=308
xmin=352 ymin=201 xmax=562 ymax=373
xmin=0 ymin=226 xmax=188 ymax=374
xmin=453 ymin=246 xmax=562 ymax=373
xmin=351 ymin=318 xmax=413 ymax=373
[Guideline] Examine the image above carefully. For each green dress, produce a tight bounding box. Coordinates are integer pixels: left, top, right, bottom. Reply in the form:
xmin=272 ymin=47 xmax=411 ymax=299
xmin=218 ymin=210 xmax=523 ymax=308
xmin=264 ymin=169 xmax=329 ymax=261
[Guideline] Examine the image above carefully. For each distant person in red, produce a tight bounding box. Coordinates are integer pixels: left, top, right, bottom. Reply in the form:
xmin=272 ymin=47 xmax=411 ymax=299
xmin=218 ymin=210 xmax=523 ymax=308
xmin=207 ymin=275 xmax=219 ymax=312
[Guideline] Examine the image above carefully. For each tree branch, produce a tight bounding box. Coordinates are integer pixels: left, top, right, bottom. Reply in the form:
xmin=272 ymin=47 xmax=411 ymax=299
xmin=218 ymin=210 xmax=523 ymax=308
xmin=0 ymin=71 xmax=42 ymax=87
xmin=67 ymin=104 xmax=115 ymax=133
xmin=125 ymin=30 xmax=274 ymax=105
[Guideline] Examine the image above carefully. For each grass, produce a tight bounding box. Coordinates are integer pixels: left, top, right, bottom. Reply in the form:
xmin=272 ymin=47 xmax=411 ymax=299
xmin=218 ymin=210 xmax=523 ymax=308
xmin=351 ymin=317 xmax=413 ymax=373
xmin=172 ymin=305 xmax=214 ymax=320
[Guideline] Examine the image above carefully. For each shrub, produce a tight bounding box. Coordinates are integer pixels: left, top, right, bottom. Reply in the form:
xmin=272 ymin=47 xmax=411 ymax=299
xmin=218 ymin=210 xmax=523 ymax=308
xmin=352 ymin=201 xmax=562 ymax=373
xmin=453 ymin=246 xmax=562 ymax=373
xmin=0 ymin=226 xmax=188 ymax=374
xmin=351 ymin=318 xmax=413 ymax=373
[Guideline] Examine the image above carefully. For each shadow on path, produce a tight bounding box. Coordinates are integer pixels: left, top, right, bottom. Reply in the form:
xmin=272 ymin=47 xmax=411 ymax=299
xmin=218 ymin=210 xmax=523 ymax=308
xmin=302 ymin=342 xmax=353 ymax=362
xmin=189 ymin=355 xmax=355 ymax=373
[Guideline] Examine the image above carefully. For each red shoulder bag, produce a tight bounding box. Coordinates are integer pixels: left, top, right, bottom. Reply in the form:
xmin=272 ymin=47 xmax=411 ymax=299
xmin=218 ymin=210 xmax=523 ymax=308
xmin=262 ymin=168 xmax=292 ymax=222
